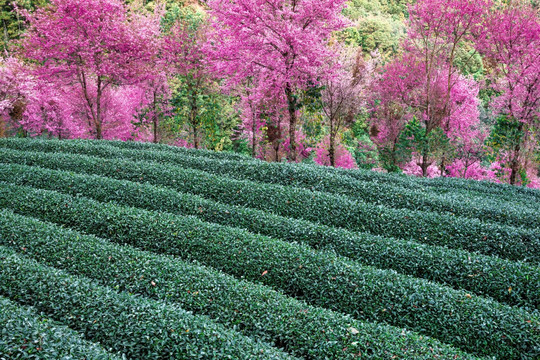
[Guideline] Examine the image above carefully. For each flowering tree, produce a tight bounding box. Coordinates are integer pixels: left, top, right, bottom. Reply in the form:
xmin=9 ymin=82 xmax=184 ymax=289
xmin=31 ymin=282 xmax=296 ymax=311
xmin=319 ymin=46 xmax=377 ymax=167
xmin=403 ymin=0 xmax=489 ymax=176
xmin=207 ymin=0 xmax=348 ymax=161
xmin=478 ymin=2 xmax=540 ymax=185
xmin=368 ymin=0 xmax=489 ymax=176
xmin=20 ymin=81 xmax=81 ymax=139
xmin=19 ymin=0 xmax=160 ymax=139
xmin=313 ymin=135 xmax=357 ymax=168
xmin=370 ymin=53 xmax=482 ymax=175
xmin=0 ymin=57 xmax=32 ymax=135
xmin=237 ymin=80 xmax=270 ymax=157
xmin=139 ymin=75 xmax=170 ymax=143
xmin=369 ymin=54 xmax=426 ymax=171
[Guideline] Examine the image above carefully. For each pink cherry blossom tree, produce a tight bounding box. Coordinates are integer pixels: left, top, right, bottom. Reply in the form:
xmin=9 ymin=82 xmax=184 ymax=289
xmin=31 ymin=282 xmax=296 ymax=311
xmin=369 ymin=0 xmax=489 ymax=176
xmin=237 ymin=81 xmax=270 ymax=158
xmin=0 ymin=57 xmax=27 ymax=135
xmin=21 ymin=81 xmax=85 ymax=139
xmin=403 ymin=0 xmax=490 ymax=176
xmin=370 ymin=54 xmax=483 ymax=175
xmin=478 ymin=1 xmax=540 ymax=185
xmin=19 ymin=0 xmax=161 ymax=139
xmin=369 ymin=54 xmax=427 ymax=171
xmin=313 ymin=135 xmax=357 ymax=169
xmin=207 ymin=0 xmax=348 ymax=161
xmin=319 ymin=46 xmax=378 ymax=167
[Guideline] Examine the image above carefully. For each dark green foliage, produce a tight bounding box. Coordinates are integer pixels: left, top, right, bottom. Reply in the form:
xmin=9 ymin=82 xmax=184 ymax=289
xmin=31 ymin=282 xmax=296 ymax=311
xmin=1 ymin=162 xmax=538 ymax=310
xmin=485 ymin=116 xmax=533 ymax=185
xmin=3 ymin=137 xmax=536 ymax=228
xmin=97 ymin=137 xmax=540 ymax=204
xmin=0 ymin=209 xmax=479 ymax=360
xmin=0 ymin=296 xmax=122 ymax=360
xmin=0 ymin=183 xmax=538 ymax=359
xmin=397 ymin=117 xmax=452 ymax=172
xmin=325 ymin=152 xmax=540 ymax=204
xmin=0 ymin=0 xmax=48 ymax=51
xmin=340 ymin=0 xmax=407 ymax=56
xmin=0 ymin=145 xmax=538 ymax=263
xmin=98 ymin=136 xmax=255 ymax=161
xmin=0 ymin=246 xmax=293 ymax=360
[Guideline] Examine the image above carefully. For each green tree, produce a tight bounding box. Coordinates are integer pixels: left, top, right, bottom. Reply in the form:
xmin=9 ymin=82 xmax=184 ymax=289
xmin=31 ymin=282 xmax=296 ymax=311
xmin=1 ymin=0 xmax=48 ymax=51
xmin=397 ymin=117 xmax=451 ymax=173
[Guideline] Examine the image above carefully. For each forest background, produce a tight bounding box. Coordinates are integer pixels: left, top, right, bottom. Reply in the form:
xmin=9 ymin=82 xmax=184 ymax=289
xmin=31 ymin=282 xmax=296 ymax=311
xmin=1 ymin=0 xmax=539 ymax=187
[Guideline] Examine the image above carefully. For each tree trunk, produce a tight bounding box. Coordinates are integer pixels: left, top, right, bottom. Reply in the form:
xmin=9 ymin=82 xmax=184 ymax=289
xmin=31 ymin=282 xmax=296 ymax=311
xmin=0 ymin=118 xmax=5 ymax=138
xmin=285 ymin=85 xmax=297 ymax=162
xmin=509 ymin=122 xmax=524 ymax=185
xmin=329 ymin=118 xmax=336 ymax=167
xmin=439 ymin=156 xmax=446 ymax=177
xmin=95 ymin=78 xmax=103 ymax=140
xmin=329 ymin=136 xmax=336 ymax=168
xmin=510 ymin=142 xmax=521 ymax=185
xmin=153 ymin=118 xmax=158 ymax=144
xmin=95 ymin=121 xmax=103 ymax=140
xmin=463 ymin=158 xmax=474 ymax=179
xmin=420 ymin=149 xmax=429 ymax=177
xmin=190 ymin=87 xmax=199 ymax=149
xmin=153 ymin=91 xmax=158 ymax=144
xmin=251 ymin=112 xmax=257 ymax=158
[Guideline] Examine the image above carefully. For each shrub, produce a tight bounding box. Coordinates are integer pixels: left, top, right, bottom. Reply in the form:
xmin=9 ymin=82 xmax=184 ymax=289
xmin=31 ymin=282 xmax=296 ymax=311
xmin=0 ymin=183 xmax=537 ymax=359
xmin=0 ymin=246 xmax=293 ymax=360
xmin=1 ymin=162 xmax=537 ymax=309
xmin=0 ymin=146 xmax=538 ymax=263
xmin=0 ymin=208 xmax=478 ymax=360
xmin=1 ymin=138 xmax=537 ymax=228
xmin=0 ymin=296 xmax=122 ymax=360
xmin=83 ymin=137 xmax=540 ymax=205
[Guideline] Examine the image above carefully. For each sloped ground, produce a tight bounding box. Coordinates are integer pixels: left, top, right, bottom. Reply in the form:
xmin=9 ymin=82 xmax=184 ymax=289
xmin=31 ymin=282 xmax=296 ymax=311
xmin=0 ymin=138 xmax=538 ymax=359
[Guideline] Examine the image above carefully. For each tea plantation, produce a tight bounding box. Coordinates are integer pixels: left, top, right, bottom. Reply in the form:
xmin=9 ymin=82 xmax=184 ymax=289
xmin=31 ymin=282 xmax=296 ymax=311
xmin=0 ymin=138 xmax=538 ymax=360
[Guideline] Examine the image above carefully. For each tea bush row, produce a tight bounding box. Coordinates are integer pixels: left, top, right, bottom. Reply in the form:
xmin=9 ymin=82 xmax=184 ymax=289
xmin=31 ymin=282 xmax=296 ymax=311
xmin=0 ymin=246 xmax=292 ymax=360
xmin=0 ymin=209 xmax=478 ymax=360
xmin=1 ymin=162 xmax=537 ymax=309
xmin=98 ymin=137 xmax=540 ymax=205
xmin=1 ymin=138 xmax=536 ymax=228
xmin=0 ymin=183 xmax=537 ymax=359
xmin=0 ymin=295 xmax=122 ymax=360
xmin=0 ymin=147 xmax=537 ymax=263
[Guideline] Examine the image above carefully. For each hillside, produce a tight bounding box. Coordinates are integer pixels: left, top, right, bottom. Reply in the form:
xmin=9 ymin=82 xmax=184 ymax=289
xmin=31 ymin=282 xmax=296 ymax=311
xmin=0 ymin=138 xmax=538 ymax=359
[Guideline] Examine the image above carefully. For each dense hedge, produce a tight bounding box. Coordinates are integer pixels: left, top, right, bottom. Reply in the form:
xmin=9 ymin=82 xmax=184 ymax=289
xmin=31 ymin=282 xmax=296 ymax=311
xmin=0 ymin=209 xmax=480 ymax=360
xmin=99 ymin=138 xmax=254 ymax=162
xmin=1 ymin=183 xmax=538 ymax=359
xmin=96 ymin=136 xmax=540 ymax=203
xmin=321 ymin=158 xmax=540 ymax=204
xmin=0 ymin=147 xmax=538 ymax=263
xmin=8 ymin=137 xmax=531 ymax=206
xmin=1 ymin=138 xmax=537 ymax=228
xmin=408 ymin=171 xmax=540 ymax=201
xmin=0 ymin=246 xmax=293 ymax=360
xmin=2 ymin=162 xmax=537 ymax=310
xmin=78 ymin=138 xmax=540 ymax=206
xmin=0 ymin=296 xmax=122 ymax=360
xmin=92 ymin=140 xmax=540 ymax=227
